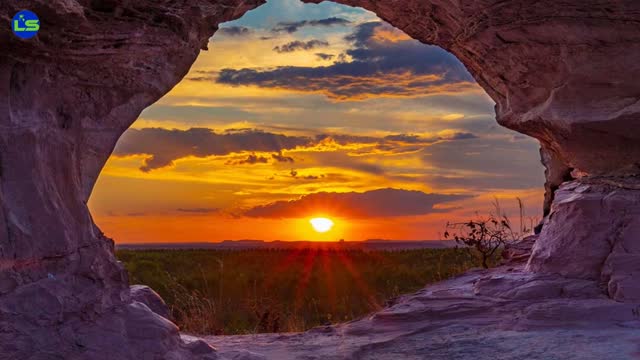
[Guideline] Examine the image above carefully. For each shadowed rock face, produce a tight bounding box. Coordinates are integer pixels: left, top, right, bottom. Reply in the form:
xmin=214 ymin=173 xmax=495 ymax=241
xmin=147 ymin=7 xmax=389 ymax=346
xmin=0 ymin=0 xmax=265 ymax=358
xmin=0 ymin=0 xmax=639 ymax=359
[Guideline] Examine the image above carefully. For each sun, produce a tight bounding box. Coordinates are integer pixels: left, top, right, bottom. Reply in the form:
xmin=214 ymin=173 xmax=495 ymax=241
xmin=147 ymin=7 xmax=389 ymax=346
xmin=309 ymin=217 xmax=334 ymax=233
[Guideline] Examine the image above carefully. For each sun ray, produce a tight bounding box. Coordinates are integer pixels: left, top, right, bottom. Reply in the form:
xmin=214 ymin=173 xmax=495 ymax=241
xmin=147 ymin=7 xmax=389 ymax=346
xmin=336 ymin=250 xmax=381 ymax=310
xmin=320 ymin=249 xmax=337 ymax=314
xmin=294 ymin=250 xmax=318 ymax=313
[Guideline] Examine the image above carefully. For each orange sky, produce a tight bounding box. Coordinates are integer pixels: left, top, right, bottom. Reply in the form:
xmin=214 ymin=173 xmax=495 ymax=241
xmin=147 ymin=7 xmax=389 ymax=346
xmin=88 ymin=0 xmax=545 ymax=243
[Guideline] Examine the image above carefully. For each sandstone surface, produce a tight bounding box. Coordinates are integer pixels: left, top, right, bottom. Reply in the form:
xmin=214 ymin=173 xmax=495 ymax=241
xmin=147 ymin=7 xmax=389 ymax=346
xmin=131 ymin=284 xmax=171 ymax=319
xmin=206 ymin=265 xmax=640 ymax=360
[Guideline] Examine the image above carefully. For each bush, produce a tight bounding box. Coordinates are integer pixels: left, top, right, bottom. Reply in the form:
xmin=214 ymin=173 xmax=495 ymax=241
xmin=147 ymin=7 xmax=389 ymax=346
xmin=443 ymin=198 xmax=532 ymax=268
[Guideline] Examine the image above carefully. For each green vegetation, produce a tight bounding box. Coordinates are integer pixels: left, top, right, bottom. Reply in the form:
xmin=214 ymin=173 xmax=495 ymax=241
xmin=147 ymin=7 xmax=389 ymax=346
xmin=117 ymin=247 xmax=492 ymax=335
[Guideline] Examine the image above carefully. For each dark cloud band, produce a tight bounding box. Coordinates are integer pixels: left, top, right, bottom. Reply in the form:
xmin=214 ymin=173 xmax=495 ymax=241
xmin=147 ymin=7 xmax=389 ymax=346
xmin=113 ymin=127 xmax=477 ymax=172
xmin=243 ymin=188 xmax=470 ymax=218
xmin=271 ymin=17 xmax=350 ymax=33
xmin=114 ymin=128 xmax=311 ymax=172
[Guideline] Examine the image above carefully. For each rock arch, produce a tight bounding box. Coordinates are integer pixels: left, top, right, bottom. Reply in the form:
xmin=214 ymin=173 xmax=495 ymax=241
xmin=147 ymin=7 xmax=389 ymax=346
xmin=1 ymin=0 xmax=639 ymax=358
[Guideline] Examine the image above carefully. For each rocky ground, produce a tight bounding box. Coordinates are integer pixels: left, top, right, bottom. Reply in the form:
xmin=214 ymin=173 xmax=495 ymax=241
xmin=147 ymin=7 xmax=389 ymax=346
xmin=202 ymin=256 xmax=640 ymax=359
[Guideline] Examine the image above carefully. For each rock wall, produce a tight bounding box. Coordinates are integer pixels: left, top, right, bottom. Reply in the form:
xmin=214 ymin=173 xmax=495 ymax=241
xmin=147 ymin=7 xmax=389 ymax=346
xmin=1 ymin=0 xmax=639 ymax=358
xmin=527 ymin=177 xmax=640 ymax=301
xmin=0 ymin=0 xmax=264 ymax=358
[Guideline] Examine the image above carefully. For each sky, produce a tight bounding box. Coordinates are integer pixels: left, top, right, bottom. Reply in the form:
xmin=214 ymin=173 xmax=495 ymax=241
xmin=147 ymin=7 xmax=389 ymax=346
xmin=88 ymin=0 xmax=545 ymax=243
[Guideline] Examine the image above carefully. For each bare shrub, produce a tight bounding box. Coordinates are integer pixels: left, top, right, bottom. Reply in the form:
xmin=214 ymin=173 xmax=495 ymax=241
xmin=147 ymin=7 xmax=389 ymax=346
xmin=443 ymin=198 xmax=532 ymax=269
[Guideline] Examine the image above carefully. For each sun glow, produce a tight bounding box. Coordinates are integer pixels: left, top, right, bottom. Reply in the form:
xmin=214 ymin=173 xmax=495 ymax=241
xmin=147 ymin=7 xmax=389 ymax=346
xmin=309 ymin=217 xmax=334 ymax=233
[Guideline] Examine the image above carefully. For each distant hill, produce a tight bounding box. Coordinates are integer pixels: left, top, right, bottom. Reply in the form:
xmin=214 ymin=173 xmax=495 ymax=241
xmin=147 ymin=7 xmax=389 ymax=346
xmin=116 ymin=239 xmax=456 ymax=251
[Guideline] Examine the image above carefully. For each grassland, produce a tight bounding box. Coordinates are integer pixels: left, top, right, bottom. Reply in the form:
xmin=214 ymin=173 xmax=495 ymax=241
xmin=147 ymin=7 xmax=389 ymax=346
xmin=116 ymin=247 xmax=489 ymax=335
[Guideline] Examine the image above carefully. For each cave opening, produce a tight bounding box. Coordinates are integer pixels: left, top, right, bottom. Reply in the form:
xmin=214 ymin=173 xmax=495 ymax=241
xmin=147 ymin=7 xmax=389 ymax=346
xmin=89 ymin=0 xmax=544 ymax=244
xmin=86 ymin=0 xmax=544 ymax=335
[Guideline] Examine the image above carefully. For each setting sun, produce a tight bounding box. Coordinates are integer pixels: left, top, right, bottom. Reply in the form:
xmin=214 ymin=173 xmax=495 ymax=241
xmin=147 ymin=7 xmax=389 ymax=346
xmin=309 ymin=217 xmax=334 ymax=233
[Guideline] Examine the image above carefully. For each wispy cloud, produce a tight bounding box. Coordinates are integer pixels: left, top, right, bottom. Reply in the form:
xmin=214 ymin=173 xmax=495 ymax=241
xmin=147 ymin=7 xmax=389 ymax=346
xmin=273 ymin=40 xmax=329 ymax=53
xmin=271 ymin=17 xmax=351 ymax=33
xmin=217 ymin=26 xmax=252 ymax=37
xmin=272 ymin=152 xmax=295 ymax=163
xmin=226 ymin=154 xmax=270 ymax=165
xmin=315 ymin=53 xmax=335 ymax=61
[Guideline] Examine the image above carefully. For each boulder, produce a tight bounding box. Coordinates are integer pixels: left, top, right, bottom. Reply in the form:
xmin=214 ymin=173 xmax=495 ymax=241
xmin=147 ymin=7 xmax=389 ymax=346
xmin=130 ymin=285 xmax=171 ymax=319
xmin=527 ymin=177 xmax=640 ymax=303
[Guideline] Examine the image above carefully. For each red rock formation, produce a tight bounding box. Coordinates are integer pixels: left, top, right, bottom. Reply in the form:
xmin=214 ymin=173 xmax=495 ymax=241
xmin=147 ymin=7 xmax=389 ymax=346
xmin=1 ymin=0 xmax=639 ymax=358
xmin=0 ymin=0 xmax=265 ymax=358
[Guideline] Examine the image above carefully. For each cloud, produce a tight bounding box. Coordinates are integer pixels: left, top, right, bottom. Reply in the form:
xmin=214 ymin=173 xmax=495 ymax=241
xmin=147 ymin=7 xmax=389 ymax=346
xmin=225 ymin=152 xmax=295 ymax=165
xmin=114 ymin=128 xmax=312 ymax=172
xmin=206 ymin=22 xmax=476 ymax=100
xmin=288 ymin=170 xmax=325 ymax=180
xmin=243 ymin=188 xmax=469 ymax=218
xmin=439 ymin=132 xmax=477 ymax=140
xmin=113 ymin=127 xmax=477 ymax=172
xmin=272 ymin=152 xmax=295 ymax=163
xmin=217 ymin=26 xmax=252 ymax=37
xmin=313 ymin=131 xmax=478 ymax=156
xmin=226 ymin=154 xmax=270 ymax=165
xmin=315 ymin=53 xmax=335 ymax=61
xmin=345 ymin=21 xmax=408 ymax=46
xmin=273 ymin=40 xmax=329 ymax=53
xmin=383 ymin=134 xmax=427 ymax=144
xmin=271 ymin=17 xmax=351 ymax=33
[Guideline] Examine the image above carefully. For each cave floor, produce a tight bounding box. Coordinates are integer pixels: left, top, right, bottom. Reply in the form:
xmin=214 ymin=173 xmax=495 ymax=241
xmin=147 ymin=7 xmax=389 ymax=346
xmin=201 ymin=267 xmax=640 ymax=360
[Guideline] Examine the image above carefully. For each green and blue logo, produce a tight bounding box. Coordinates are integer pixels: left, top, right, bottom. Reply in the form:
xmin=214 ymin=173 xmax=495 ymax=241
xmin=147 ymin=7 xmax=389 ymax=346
xmin=12 ymin=10 xmax=40 ymax=39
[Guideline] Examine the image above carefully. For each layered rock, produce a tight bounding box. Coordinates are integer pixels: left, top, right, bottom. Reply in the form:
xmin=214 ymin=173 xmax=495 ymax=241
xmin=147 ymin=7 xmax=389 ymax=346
xmin=206 ymin=266 xmax=640 ymax=359
xmin=0 ymin=0 xmax=264 ymax=358
xmin=131 ymin=284 xmax=172 ymax=319
xmin=1 ymin=0 xmax=639 ymax=359
xmin=527 ymin=177 xmax=640 ymax=301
